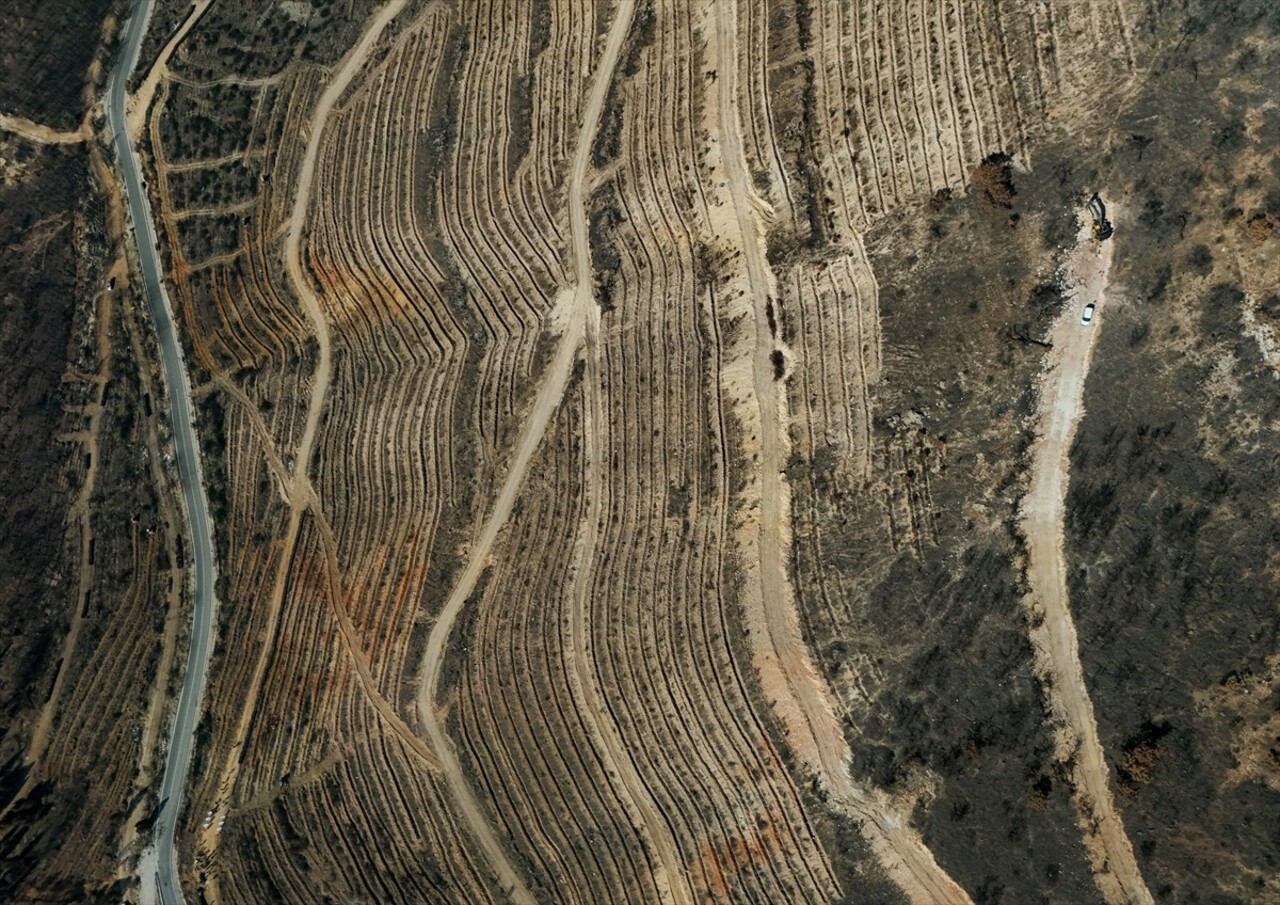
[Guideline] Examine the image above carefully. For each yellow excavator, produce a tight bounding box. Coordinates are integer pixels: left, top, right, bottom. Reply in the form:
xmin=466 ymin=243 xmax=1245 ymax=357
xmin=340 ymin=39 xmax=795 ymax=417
xmin=1088 ymin=193 xmax=1114 ymax=240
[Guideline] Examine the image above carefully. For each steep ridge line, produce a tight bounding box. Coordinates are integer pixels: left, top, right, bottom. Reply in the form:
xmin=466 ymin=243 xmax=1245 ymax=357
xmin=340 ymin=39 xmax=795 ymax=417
xmin=412 ymin=3 xmax=636 ymax=901
xmin=708 ymin=2 xmax=973 ymax=902
xmin=1019 ymin=202 xmax=1154 ymax=905
xmin=197 ymin=2 xmax=414 ymax=899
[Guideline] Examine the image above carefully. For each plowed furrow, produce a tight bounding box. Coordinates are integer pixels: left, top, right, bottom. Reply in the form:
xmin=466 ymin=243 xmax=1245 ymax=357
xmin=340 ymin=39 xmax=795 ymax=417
xmin=468 ymin=456 xmax=645 ymax=903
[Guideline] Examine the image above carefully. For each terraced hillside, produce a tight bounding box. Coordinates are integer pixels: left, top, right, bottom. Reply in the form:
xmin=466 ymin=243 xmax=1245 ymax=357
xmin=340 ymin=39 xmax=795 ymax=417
xmin=71 ymin=0 xmax=1280 ymax=903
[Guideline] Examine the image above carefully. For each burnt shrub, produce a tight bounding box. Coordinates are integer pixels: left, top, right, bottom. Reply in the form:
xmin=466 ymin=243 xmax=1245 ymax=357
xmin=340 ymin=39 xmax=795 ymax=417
xmin=971 ymin=153 xmax=1016 ymax=210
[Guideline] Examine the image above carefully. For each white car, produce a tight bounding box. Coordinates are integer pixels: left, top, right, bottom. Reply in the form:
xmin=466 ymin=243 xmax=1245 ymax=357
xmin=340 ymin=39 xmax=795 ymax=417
xmin=1081 ymin=303 xmax=1096 ymax=324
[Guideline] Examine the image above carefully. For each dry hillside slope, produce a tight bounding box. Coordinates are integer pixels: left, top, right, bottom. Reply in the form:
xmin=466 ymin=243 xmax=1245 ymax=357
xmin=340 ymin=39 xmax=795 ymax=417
xmin=3 ymin=0 xmax=1276 ymax=903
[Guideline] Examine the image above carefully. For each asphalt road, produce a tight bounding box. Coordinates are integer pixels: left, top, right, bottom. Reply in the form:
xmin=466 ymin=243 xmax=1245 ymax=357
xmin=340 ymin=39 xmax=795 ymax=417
xmin=108 ymin=2 xmax=216 ymax=903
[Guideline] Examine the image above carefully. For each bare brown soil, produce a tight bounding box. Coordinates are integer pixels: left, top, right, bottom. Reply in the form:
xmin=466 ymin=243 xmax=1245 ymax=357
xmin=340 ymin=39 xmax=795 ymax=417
xmin=5 ymin=1 xmax=1277 ymax=903
xmin=0 ymin=113 xmax=88 ymax=144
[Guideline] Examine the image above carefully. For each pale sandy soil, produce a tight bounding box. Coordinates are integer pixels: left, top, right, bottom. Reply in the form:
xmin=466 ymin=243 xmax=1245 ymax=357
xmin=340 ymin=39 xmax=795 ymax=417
xmin=0 ymin=112 xmax=87 ymax=144
xmin=1020 ymin=202 xmax=1155 ymax=905
xmin=126 ymin=0 xmax=214 ymax=140
xmin=706 ymin=2 xmax=972 ymax=902
xmin=198 ymin=3 xmax=419 ymax=899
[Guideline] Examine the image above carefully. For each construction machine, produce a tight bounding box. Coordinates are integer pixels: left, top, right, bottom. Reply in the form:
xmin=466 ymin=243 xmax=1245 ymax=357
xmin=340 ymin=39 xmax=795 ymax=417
xmin=1088 ymin=193 xmax=1113 ymax=240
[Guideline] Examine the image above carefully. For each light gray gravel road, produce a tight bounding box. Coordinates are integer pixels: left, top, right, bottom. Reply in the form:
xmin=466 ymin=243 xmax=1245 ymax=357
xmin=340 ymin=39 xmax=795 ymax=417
xmin=108 ymin=2 xmax=216 ymax=903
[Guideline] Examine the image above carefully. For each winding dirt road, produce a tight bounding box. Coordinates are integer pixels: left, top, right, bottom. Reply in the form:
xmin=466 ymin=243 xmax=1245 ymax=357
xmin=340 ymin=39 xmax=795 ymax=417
xmin=199 ymin=1 xmax=414 ymax=898
xmin=1020 ymin=204 xmax=1154 ymax=905
xmin=413 ymin=3 xmax=636 ymax=901
xmin=125 ymin=0 xmax=214 ymax=140
xmin=709 ymin=3 xmax=972 ymax=902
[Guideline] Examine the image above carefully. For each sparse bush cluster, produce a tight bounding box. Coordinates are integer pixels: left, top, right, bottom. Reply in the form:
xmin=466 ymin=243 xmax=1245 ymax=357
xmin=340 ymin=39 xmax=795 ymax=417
xmin=167 ymin=159 xmax=259 ymax=212
xmin=159 ymin=83 xmax=255 ymax=164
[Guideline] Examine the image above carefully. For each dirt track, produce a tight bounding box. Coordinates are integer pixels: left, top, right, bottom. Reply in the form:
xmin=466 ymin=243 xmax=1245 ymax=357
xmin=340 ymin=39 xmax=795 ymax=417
xmin=709 ymin=3 xmax=972 ymax=902
xmin=199 ymin=2 xmax=414 ymax=896
xmin=0 ymin=112 xmax=87 ymax=144
xmin=125 ymin=0 xmax=213 ymax=139
xmin=412 ymin=3 xmax=636 ymax=902
xmin=557 ymin=2 xmax=693 ymax=901
xmin=1020 ymin=203 xmax=1154 ymax=905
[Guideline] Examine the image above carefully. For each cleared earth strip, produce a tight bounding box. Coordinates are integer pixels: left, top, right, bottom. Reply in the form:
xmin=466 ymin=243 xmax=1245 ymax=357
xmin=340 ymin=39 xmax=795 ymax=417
xmin=412 ymin=3 xmax=636 ymax=902
xmin=610 ymin=13 xmax=838 ymax=896
xmin=200 ymin=0 xmax=417 ymax=892
xmin=1019 ymin=203 xmax=1154 ymax=905
xmin=560 ymin=6 xmax=697 ymax=901
xmin=709 ymin=1 xmax=973 ymax=902
xmin=0 ymin=111 xmax=88 ymax=143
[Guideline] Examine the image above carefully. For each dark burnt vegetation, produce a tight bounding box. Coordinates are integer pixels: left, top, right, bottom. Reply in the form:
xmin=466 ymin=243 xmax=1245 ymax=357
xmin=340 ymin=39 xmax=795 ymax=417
xmin=197 ymin=388 xmax=230 ymax=532
xmin=0 ymin=777 xmax=92 ymax=902
xmin=0 ymin=132 xmax=172 ymax=899
xmin=855 ymin=546 xmax=1091 ymax=905
xmin=173 ymin=0 xmax=375 ymax=82
xmin=54 ymin=308 xmax=170 ymax=898
xmin=0 ymin=0 xmax=114 ymax=131
xmin=590 ymin=0 xmax=655 ymax=169
xmin=0 ymin=153 xmax=88 ymax=895
xmin=167 ymin=158 xmax=259 ymax=212
xmin=970 ymin=152 xmax=1016 ymax=210
xmin=1067 ymin=283 xmax=1279 ymax=899
xmin=760 ymin=1 xmax=829 ymax=261
xmin=158 ymin=82 xmax=255 ymax=163
xmin=718 ymin=540 xmax=907 ymax=905
xmin=589 ymin=183 xmax=624 ymax=312
xmin=179 ymin=211 xmax=244 ymax=266
xmin=1065 ymin=3 xmax=1280 ymax=899
xmin=0 ymin=145 xmax=90 ymax=732
xmin=787 ymin=161 xmax=1099 ymax=903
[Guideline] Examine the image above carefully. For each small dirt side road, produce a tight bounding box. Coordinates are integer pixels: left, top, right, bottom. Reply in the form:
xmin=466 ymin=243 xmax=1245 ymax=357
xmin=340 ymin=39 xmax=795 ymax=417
xmin=414 ymin=3 xmax=636 ymax=902
xmin=1020 ymin=202 xmax=1154 ymax=905
xmin=0 ymin=112 xmax=88 ymax=144
xmin=707 ymin=2 xmax=972 ymax=902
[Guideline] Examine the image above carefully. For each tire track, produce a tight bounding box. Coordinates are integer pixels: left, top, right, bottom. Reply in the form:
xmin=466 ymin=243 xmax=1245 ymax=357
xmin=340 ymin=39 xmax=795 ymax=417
xmin=711 ymin=2 xmax=973 ymax=901
xmin=200 ymin=3 xmax=415 ymax=894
